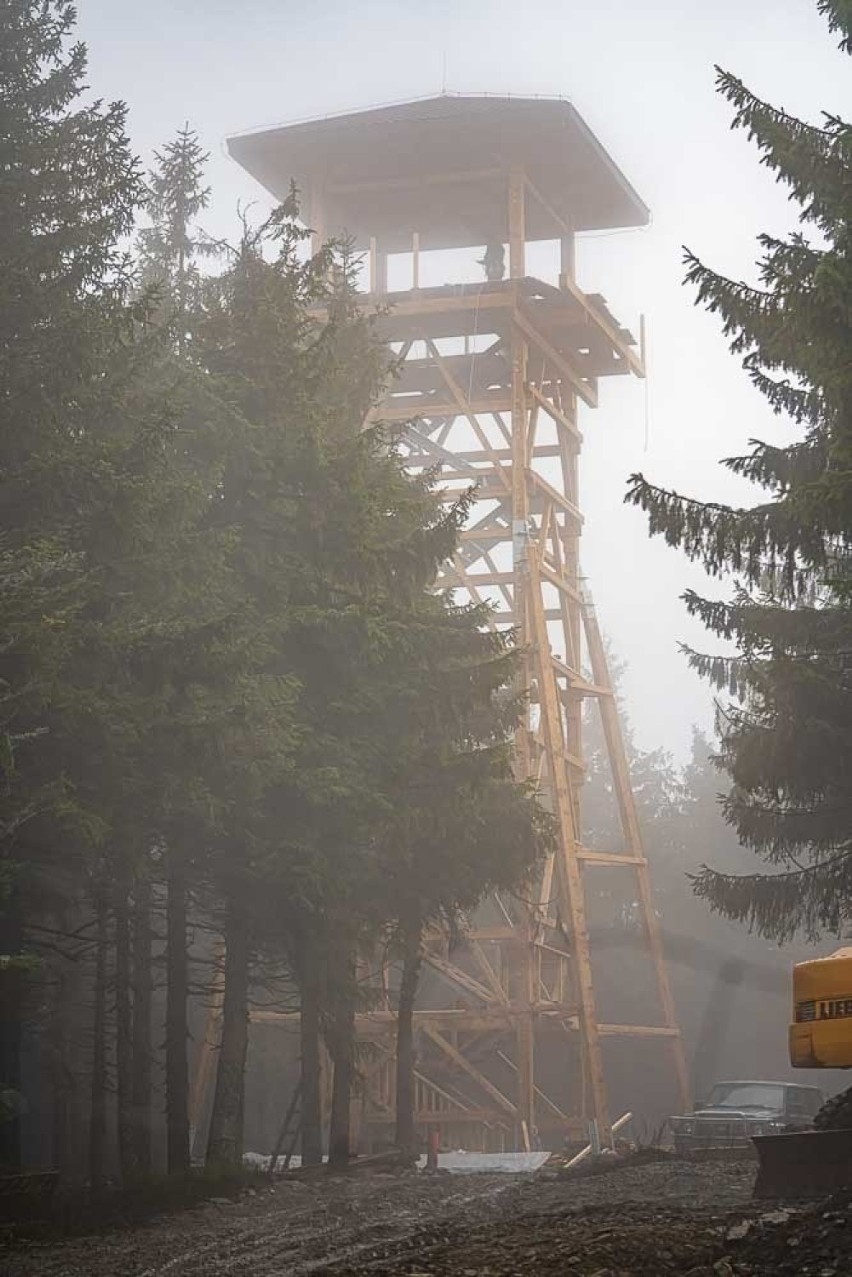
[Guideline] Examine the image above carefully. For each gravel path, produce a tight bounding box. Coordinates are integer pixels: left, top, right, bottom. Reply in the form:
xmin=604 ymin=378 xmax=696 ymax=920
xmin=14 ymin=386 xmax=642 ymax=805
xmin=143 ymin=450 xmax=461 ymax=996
xmin=0 ymin=1157 xmax=795 ymax=1277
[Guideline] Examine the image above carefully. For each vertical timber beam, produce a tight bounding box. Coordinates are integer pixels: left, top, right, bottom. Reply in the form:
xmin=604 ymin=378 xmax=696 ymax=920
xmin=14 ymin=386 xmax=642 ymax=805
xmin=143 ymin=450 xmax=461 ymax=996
xmin=559 ymin=233 xmax=576 ymax=289
xmin=310 ymin=178 xmax=325 ymax=259
xmin=508 ymin=166 xmax=526 ymax=279
xmin=370 ymin=236 xmax=388 ymax=295
xmin=510 ymin=233 xmax=536 ymax=1139
xmin=583 ymin=596 xmax=691 ymax=1112
xmin=528 ymin=546 xmax=611 ymax=1140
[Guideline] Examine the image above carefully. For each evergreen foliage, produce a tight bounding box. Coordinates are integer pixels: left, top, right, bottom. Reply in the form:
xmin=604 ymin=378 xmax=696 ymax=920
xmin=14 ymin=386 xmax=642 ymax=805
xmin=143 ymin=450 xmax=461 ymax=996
xmin=136 ymin=125 xmax=218 ymax=347
xmin=626 ymin=5 xmax=852 ymax=942
xmin=0 ymin=1 xmax=551 ymax=1177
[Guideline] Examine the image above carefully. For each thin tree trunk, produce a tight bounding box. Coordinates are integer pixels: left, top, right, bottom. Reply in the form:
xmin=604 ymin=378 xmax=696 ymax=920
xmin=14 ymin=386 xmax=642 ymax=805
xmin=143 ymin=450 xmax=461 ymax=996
xmin=114 ymin=882 xmax=134 ymax=1182
xmin=131 ymin=878 xmax=153 ymax=1174
xmin=166 ymin=853 xmax=190 ymax=1175
xmin=89 ymin=884 xmax=109 ymax=1189
xmin=299 ymin=933 xmax=323 ymax=1167
xmin=327 ymin=944 xmax=355 ymax=1170
xmin=206 ymin=890 xmax=250 ymax=1166
xmin=394 ymin=920 xmax=422 ymax=1153
xmin=49 ymin=962 xmax=70 ymax=1177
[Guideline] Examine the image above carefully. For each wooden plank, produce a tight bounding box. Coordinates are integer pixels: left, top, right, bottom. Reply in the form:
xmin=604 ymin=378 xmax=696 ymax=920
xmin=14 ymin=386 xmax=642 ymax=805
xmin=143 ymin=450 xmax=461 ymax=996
xmin=413 ymin=1068 xmax=475 ymax=1114
xmin=376 ymin=397 xmax=511 ymax=423
xmin=514 ymin=307 xmax=598 ymax=409
xmin=564 ymin=1111 xmax=632 ymax=1168
xmin=424 ymin=952 xmax=500 ymax=1004
xmin=422 ymin=1024 xmax=518 ymax=1116
xmin=558 ymin=273 xmax=645 ymax=378
xmin=495 ymin=1051 xmax=570 ymax=1122
xmin=468 ymin=938 xmax=512 ymax=1009
xmin=577 ymin=850 xmax=648 ymax=866
xmin=528 ymin=470 xmax=583 ymax=525
xmin=529 ymin=384 xmax=582 ymax=443
xmin=425 ymin=339 xmax=512 ymax=487
xmin=598 ymin=1025 xmax=681 ymax=1038
xmin=539 ymin=564 xmax=583 ymax=608
xmin=405 ymin=445 xmax=561 ymax=465
xmin=251 ymin=1008 xmax=511 ymax=1033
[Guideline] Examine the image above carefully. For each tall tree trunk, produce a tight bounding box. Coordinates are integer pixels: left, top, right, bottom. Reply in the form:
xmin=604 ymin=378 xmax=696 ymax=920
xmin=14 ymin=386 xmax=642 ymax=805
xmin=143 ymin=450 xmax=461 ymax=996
xmin=49 ymin=962 xmax=70 ymax=1177
xmin=299 ymin=932 xmax=323 ymax=1167
xmin=165 ymin=853 xmax=190 ymax=1175
xmin=89 ymin=884 xmax=109 ymax=1189
xmin=114 ymin=882 xmax=134 ymax=1182
xmin=327 ymin=941 xmax=355 ymax=1170
xmin=394 ymin=919 xmax=423 ymax=1153
xmin=206 ymin=889 xmax=250 ymax=1166
xmin=131 ymin=878 xmax=153 ymax=1174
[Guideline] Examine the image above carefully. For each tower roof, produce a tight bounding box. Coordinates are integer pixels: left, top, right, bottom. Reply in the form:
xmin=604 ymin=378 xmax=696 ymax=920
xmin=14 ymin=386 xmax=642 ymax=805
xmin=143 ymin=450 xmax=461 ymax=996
xmin=226 ymin=95 xmax=649 ymax=252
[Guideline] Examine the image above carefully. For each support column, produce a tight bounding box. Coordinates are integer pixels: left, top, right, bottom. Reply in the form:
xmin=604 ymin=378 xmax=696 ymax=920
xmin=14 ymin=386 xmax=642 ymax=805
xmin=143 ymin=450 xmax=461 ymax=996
xmin=369 ymin=237 xmax=388 ymax=294
xmin=559 ymin=233 xmax=576 ymax=288
xmin=508 ymin=167 xmax=526 ymax=279
xmin=310 ymin=179 xmax=325 ymax=258
xmin=527 ymin=545 xmax=611 ymax=1141
xmin=583 ymin=598 xmax=691 ymax=1112
xmin=516 ymin=935 xmax=535 ymax=1148
xmin=511 ymin=332 xmax=531 ymax=779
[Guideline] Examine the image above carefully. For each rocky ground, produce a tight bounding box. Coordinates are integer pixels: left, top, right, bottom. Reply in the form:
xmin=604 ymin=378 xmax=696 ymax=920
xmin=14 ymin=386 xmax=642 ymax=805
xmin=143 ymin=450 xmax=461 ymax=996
xmin=3 ymin=1155 xmax=851 ymax=1276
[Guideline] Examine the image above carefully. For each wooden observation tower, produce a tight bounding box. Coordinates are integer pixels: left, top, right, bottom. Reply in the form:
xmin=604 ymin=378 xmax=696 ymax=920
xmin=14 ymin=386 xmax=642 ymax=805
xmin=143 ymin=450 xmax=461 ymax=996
xmin=228 ymin=96 xmax=689 ymax=1150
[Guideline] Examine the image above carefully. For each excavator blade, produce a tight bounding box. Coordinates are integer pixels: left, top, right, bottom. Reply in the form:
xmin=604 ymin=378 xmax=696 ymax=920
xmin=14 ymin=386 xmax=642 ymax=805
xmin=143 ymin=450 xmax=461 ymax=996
xmin=753 ymin=1129 xmax=852 ymax=1199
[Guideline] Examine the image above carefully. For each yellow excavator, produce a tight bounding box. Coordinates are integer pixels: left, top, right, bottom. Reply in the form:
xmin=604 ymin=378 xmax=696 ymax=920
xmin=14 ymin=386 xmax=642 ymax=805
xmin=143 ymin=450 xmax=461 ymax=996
xmin=754 ymin=948 xmax=852 ymax=1198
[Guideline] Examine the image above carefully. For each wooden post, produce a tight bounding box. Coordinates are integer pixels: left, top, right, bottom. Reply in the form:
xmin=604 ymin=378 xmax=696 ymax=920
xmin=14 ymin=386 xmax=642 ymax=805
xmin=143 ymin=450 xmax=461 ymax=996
xmin=508 ymin=166 xmax=526 ymax=279
xmin=310 ymin=179 xmax=325 ymax=258
xmin=527 ymin=543 xmax=612 ymax=1141
xmin=370 ymin=237 xmax=388 ymax=295
xmin=516 ymin=936 xmax=535 ymax=1147
xmin=583 ymin=595 xmax=691 ymax=1113
xmin=559 ymin=233 xmax=576 ymax=287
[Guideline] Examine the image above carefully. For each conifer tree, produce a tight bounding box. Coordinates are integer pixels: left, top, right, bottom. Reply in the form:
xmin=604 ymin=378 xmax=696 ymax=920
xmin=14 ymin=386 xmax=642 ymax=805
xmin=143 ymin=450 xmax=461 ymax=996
xmin=626 ymin=1 xmax=851 ymax=942
xmin=136 ymin=124 xmax=217 ymax=351
xmin=0 ymin=0 xmax=144 ymax=1171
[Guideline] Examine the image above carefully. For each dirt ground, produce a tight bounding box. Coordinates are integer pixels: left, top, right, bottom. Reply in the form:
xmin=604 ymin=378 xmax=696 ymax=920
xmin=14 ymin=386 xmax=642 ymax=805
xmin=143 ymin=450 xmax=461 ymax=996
xmin=3 ymin=1155 xmax=851 ymax=1276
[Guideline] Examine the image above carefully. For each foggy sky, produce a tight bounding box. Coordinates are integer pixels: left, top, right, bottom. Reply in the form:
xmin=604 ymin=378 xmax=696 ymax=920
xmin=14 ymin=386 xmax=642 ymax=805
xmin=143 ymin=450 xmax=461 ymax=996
xmin=76 ymin=0 xmax=851 ymax=760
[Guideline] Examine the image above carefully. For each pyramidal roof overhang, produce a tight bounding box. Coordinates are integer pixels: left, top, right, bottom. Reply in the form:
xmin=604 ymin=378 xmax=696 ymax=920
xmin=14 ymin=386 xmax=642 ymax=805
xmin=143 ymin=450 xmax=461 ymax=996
xmin=227 ymin=94 xmax=649 ymax=253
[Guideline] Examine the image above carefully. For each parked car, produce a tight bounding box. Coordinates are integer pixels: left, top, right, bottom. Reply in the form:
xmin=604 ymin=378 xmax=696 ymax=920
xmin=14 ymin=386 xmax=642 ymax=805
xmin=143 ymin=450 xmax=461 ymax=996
xmin=668 ymin=1080 xmax=824 ymax=1154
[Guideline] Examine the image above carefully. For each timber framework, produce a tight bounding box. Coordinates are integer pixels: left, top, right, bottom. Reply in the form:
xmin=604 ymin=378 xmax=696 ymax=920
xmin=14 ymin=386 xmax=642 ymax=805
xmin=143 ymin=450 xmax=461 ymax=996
xmin=221 ymin=95 xmax=690 ymax=1151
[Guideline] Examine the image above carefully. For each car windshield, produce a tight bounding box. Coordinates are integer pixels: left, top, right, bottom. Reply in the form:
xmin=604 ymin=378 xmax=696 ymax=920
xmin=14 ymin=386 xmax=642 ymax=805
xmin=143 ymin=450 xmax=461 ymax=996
xmin=706 ymin=1083 xmax=785 ymax=1111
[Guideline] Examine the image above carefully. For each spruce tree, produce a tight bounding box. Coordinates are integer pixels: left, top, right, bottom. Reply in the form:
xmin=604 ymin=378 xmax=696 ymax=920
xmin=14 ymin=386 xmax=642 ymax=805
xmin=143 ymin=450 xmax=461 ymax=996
xmin=626 ymin=1 xmax=851 ymax=942
xmin=0 ymin=0 xmax=143 ymax=1170
xmin=136 ymin=124 xmax=217 ymax=352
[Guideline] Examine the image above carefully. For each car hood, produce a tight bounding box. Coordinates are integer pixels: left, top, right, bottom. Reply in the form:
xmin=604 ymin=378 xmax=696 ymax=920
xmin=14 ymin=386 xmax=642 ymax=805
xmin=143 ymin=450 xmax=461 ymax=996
xmin=692 ymin=1107 xmax=778 ymax=1121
